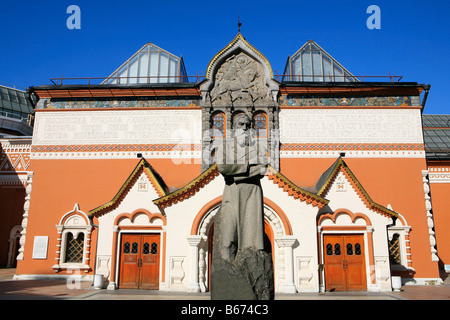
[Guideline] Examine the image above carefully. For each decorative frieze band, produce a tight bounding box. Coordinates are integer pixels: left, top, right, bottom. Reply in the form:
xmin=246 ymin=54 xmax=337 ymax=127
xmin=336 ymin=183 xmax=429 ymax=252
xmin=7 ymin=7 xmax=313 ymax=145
xmin=30 ymin=143 xmax=426 ymax=159
xmin=281 ymin=143 xmax=424 ymax=151
xmin=31 ymin=143 xmax=202 ymax=160
xmin=279 ymin=95 xmax=420 ymax=107
xmin=280 ymin=143 xmax=425 ymax=158
xmin=428 ymin=167 xmax=450 ymax=183
xmin=36 ymin=97 xmax=201 ymax=110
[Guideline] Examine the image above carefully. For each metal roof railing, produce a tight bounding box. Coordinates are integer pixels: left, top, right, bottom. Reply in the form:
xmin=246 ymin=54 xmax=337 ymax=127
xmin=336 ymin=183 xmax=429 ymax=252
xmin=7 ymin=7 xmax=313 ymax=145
xmin=48 ymin=74 xmax=403 ymax=85
xmin=49 ymin=75 xmax=205 ymax=85
xmin=276 ymin=74 xmax=403 ymax=82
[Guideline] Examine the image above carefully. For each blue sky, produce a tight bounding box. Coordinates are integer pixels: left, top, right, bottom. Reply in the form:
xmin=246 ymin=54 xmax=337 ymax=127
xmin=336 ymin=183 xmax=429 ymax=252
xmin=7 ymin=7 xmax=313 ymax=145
xmin=0 ymin=0 xmax=448 ymax=114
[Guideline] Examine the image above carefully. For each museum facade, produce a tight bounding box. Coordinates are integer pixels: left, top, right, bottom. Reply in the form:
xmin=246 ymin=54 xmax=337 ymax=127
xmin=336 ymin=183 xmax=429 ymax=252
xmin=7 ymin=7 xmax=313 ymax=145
xmin=4 ymin=33 xmax=449 ymax=293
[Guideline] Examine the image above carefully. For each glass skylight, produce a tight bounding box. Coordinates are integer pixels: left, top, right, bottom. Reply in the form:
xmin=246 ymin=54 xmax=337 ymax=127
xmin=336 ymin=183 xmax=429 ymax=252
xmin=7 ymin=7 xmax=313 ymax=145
xmin=103 ymin=43 xmax=187 ymax=84
xmin=283 ymin=40 xmax=358 ymax=82
xmin=0 ymin=85 xmax=34 ymax=119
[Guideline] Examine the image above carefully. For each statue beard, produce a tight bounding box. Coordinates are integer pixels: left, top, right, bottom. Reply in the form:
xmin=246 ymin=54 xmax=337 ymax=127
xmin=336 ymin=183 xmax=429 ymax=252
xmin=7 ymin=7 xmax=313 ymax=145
xmin=235 ymin=129 xmax=251 ymax=147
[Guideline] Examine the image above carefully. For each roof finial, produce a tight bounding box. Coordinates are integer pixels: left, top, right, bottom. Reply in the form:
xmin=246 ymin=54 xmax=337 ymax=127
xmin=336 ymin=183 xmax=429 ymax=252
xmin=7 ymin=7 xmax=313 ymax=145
xmin=238 ymin=12 xmax=242 ymax=33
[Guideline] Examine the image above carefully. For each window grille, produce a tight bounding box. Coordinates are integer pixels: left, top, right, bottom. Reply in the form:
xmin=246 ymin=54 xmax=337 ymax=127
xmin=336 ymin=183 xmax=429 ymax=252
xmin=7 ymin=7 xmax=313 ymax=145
xmin=389 ymin=234 xmax=401 ymax=265
xmin=65 ymin=232 xmax=84 ymax=263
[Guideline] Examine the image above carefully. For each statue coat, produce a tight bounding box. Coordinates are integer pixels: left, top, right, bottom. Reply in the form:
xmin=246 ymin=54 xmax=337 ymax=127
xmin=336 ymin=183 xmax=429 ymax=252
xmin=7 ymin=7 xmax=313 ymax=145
xmin=215 ymin=141 xmax=268 ymax=261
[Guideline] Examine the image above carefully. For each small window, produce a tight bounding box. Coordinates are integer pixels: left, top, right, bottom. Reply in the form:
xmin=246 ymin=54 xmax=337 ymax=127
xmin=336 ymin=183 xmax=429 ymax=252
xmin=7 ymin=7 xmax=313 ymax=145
xmin=334 ymin=244 xmax=341 ymax=255
xmin=131 ymin=242 xmax=139 ymax=254
xmin=326 ymin=243 xmax=333 ymax=255
xmin=355 ymin=243 xmax=362 ymax=255
xmin=143 ymin=242 xmax=150 ymax=255
xmin=211 ymin=112 xmax=226 ymax=138
xmin=389 ymin=234 xmax=401 ymax=265
xmin=151 ymin=243 xmax=158 ymax=254
xmin=123 ymin=242 xmax=130 ymax=254
xmin=346 ymin=243 xmax=353 ymax=255
xmin=253 ymin=112 xmax=267 ymax=138
xmin=65 ymin=232 xmax=84 ymax=263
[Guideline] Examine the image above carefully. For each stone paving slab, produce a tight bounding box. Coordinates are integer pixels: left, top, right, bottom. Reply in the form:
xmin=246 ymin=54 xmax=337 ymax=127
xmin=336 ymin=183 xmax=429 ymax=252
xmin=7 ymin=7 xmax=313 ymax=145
xmin=1 ymin=268 xmax=449 ymax=300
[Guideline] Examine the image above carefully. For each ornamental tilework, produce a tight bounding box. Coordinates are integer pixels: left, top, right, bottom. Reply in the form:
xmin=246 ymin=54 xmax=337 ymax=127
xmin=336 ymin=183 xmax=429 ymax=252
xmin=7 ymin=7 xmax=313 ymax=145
xmin=280 ymin=143 xmax=424 ymax=151
xmin=279 ymin=95 xmax=419 ymax=107
xmin=36 ymin=98 xmax=201 ymax=110
xmin=31 ymin=144 xmax=202 ymax=153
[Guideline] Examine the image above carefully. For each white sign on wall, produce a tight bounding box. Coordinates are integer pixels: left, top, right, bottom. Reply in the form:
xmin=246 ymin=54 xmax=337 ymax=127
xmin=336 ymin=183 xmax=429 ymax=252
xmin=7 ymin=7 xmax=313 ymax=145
xmin=279 ymin=109 xmax=424 ymax=144
xmin=32 ymin=236 xmax=49 ymax=259
xmin=32 ymin=110 xmax=202 ymax=146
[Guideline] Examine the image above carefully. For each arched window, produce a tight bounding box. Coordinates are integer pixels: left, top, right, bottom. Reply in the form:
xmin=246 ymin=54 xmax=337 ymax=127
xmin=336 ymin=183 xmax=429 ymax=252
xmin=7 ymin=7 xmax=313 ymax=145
xmin=64 ymin=232 xmax=85 ymax=263
xmin=53 ymin=204 xmax=92 ymax=272
xmin=253 ymin=112 xmax=268 ymax=138
xmin=389 ymin=234 xmax=401 ymax=265
xmin=387 ymin=216 xmax=412 ymax=270
xmin=211 ymin=112 xmax=225 ymax=138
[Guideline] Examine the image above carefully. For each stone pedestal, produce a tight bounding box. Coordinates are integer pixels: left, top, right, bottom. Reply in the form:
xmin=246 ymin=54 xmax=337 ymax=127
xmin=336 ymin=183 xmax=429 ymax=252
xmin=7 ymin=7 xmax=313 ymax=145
xmin=211 ymin=246 xmax=274 ymax=300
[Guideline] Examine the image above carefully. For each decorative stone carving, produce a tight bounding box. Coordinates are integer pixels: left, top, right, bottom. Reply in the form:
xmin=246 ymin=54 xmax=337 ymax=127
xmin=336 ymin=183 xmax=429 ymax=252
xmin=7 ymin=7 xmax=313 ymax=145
xmin=209 ymin=52 xmax=271 ymax=107
xmin=297 ymin=257 xmax=314 ymax=289
xmin=200 ymin=33 xmax=280 ymax=172
xmin=422 ymin=170 xmax=439 ymax=262
xmin=170 ymin=257 xmax=185 ymax=288
xmin=17 ymin=171 xmax=33 ymax=261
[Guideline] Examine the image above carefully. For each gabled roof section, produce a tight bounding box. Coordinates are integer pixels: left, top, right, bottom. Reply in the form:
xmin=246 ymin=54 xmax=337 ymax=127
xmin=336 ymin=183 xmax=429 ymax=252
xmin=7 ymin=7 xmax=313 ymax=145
xmin=283 ymin=40 xmax=358 ymax=82
xmin=205 ymin=33 xmax=273 ymax=80
xmin=315 ymin=157 xmax=398 ymax=218
xmin=89 ymin=158 xmax=168 ymax=217
xmin=102 ymin=43 xmax=188 ymax=85
xmin=152 ymin=163 xmax=329 ymax=210
xmin=267 ymin=165 xmax=329 ymax=209
xmin=153 ymin=164 xmax=220 ymax=209
xmin=200 ymin=32 xmax=280 ymax=104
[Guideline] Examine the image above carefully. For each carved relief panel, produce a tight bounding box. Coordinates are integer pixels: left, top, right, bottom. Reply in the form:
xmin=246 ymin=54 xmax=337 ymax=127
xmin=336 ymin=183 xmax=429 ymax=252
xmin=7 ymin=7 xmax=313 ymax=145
xmin=200 ymin=35 xmax=280 ymax=171
xmin=209 ymin=52 xmax=272 ymax=107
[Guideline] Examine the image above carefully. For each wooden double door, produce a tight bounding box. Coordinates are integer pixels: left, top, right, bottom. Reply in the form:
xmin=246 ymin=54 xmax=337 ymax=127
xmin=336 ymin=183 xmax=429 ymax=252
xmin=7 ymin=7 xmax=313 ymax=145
xmin=323 ymin=234 xmax=367 ymax=291
xmin=119 ymin=234 xmax=160 ymax=289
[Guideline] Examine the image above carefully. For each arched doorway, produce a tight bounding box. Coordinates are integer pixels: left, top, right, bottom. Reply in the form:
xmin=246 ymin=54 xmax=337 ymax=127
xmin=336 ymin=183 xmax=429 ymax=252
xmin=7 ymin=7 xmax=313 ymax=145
xmin=318 ymin=209 xmax=373 ymax=291
xmin=192 ymin=197 xmax=291 ymax=292
xmin=7 ymin=225 xmax=22 ymax=267
xmin=111 ymin=209 xmax=166 ymax=290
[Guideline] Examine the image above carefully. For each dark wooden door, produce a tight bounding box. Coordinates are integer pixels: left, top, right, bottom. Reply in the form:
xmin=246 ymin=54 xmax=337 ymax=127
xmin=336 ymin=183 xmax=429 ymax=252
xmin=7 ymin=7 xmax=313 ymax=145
xmin=119 ymin=234 xmax=160 ymax=289
xmin=324 ymin=234 xmax=366 ymax=291
xmin=139 ymin=234 xmax=160 ymax=289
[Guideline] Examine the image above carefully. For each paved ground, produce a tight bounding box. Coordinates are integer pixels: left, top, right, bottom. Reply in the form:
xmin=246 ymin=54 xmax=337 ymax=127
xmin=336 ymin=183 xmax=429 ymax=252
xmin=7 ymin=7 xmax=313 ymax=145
xmin=1 ymin=268 xmax=449 ymax=300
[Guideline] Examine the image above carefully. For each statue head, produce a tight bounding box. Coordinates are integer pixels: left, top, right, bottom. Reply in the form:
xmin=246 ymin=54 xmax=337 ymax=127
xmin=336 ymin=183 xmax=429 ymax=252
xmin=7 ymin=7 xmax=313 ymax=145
xmin=233 ymin=113 xmax=252 ymax=147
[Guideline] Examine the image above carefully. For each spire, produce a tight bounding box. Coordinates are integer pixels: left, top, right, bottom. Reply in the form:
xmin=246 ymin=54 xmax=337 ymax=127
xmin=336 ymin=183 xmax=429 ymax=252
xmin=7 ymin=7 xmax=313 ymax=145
xmin=238 ymin=13 xmax=242 ymax=33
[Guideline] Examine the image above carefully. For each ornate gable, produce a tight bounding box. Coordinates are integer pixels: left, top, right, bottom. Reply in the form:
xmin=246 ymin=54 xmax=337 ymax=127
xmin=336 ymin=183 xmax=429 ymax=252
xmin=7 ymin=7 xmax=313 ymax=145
xmin=153 ymin=164 xmax=328 ymax=210
xmin=316 ymin=157 xmax=398 ymax=218
xmin=200 ymin=33 xmax=279 ymax=107
xmin=89 ymin=158 xmax=168 ymax=217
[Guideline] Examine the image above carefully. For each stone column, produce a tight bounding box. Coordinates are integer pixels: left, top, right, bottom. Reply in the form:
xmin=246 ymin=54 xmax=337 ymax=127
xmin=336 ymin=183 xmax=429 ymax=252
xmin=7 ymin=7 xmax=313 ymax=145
xmin=107 ymin=225 xmax=119 ymax=290
xmin=17 ymin=171 xmax=33 ymax=261
xmin=187 ymin=235 xmax=203 ymax=292
xmin=276 ymin=236 xmax=297 ymax=293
